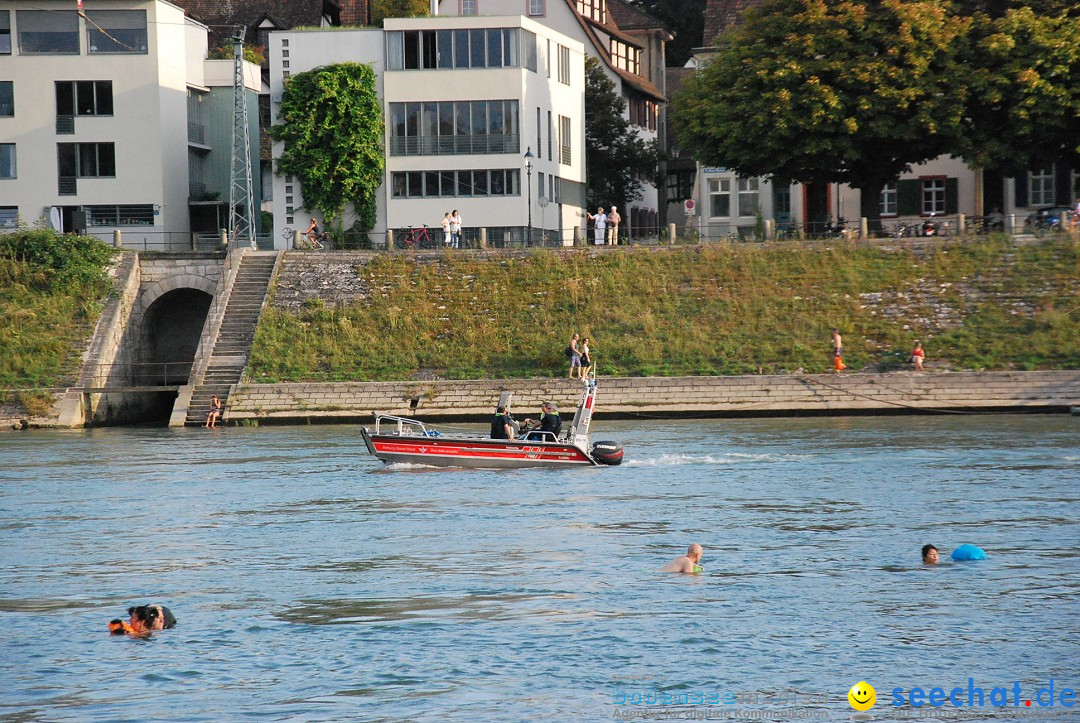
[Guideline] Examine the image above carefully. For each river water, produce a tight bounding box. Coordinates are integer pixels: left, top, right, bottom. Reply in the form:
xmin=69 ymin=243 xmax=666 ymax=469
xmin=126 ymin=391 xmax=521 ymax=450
xmin=1 ymin=415 xmax=1077 ymax=722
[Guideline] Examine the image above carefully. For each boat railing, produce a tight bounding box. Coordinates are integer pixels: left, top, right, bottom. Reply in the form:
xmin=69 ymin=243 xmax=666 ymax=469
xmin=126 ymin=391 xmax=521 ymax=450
xmin=521 ymin=430 xmax=560 ymax=443
xmin=373 ymin=414 xmax=432 ymax=436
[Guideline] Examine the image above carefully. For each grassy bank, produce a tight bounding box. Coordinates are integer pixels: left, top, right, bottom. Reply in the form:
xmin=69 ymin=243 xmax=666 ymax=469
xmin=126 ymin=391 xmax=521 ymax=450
xmin=0 ymin=230 xmax=115 ymax=394
xmin=248 ymin=237 xmax=1080 ymax=381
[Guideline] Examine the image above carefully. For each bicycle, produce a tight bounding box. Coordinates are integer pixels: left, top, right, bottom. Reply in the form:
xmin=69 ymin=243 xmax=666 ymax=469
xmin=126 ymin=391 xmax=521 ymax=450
xmin=397 ymin=225 xmax=434 ymax=249
xmin=282 ymin=227 xmax=328 ymax=250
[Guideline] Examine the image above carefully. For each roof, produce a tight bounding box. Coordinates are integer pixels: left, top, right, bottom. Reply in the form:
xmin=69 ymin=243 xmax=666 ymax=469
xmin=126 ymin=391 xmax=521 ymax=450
xmin=607 ymin=0 xmax=669 ymax=34
xmin=171 ymin=0 xmax=369 ymax=47
xmin=703 ymin=0 xmax=763 ymax=47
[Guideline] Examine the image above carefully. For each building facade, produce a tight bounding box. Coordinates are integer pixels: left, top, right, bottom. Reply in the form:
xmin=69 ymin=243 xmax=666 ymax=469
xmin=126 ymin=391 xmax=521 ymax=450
xmin=0 ymin=0 xmax=260 ymax=247
xmin=268 ymin=16 xmax=586 ymax=248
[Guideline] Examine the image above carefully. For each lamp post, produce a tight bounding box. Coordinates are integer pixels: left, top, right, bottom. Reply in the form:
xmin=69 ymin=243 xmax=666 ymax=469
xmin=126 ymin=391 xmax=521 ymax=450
xmin=524 ymin=146 xmax=534 ymax=246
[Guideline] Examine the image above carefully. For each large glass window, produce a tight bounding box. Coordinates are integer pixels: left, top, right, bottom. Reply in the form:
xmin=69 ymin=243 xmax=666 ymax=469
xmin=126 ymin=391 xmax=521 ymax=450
xmin=1029 ymin=168 xmax=1054 ymax=207
xmin=389 ymin=100 xmax=519 ymax=155
xmin=0 ymin=144 xmax=15 ymax=179
xmin=58 ymin=142 xmax=116 ymax=178
xmin=391 ymin=169 xmax=519 ymax=198
xmin=0 ymin=81 xmax=12 ymax=117
xmin=56 ymin=81 xmax=114 ymax=117
xmin=921 ymin=178 xmax=945 ymax=214
xmin=0 ymin=12 xmax=11 ymax=55
xmin=86 ymin=205 xmax=153 ymax=226
xmin=388 ymin=28 xmax=532 ymax=71
xmin=85 ymin=10 xmax=147 ymax=54
xmin=737 ymin=178 xmax=759 ymax=216
xmin=18 ymin=10 xmax=79 ymax=54
xmin=709 ymin=178 xmax=731 ymax=218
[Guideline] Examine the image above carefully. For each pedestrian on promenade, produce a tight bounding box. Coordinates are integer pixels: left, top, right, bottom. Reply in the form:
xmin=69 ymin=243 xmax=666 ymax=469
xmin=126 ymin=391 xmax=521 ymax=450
xmin=450 ymin=210 xmax=462 ymax=248
xmin=832 ymin=328 xmax=846 ymax=373
xmin=587 ymin=207 xmax=607 ymax=245
xmin=441 ymin=212 xmax=452 ymax=247
xmin=607 ymin=206 xmax=621 ymax=245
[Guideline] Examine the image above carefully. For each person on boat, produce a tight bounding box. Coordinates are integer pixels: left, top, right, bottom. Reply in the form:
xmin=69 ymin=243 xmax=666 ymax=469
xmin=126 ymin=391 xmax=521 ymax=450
xmin=660 ymin=543 xmax=704 ymax=573
xmin=523 ymin=402 xmax=562 ymax=440
xmin=490 ymin=405 xmax=515 ymax=440
xmin=921 ymin=544 xmax=939 ymax=564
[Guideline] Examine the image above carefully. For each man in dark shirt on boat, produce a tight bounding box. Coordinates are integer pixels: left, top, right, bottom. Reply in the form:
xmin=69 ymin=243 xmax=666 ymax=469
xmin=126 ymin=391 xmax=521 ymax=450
xmin=491 ymin=406 xmax=515 ymax=440
xmin=523 ymin=402 xmax=562 ymax=440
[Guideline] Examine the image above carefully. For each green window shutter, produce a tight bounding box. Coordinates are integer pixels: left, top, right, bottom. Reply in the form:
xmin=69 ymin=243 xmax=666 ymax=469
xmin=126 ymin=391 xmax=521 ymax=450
xmin=898 ymin=180 xmax=920 ymax=215
xmin=945 ymin=178 xmax=958 ymax=214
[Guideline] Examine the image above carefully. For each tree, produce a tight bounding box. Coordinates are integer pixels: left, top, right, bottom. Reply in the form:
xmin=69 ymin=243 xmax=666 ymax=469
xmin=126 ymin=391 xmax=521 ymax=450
xmin=371 ymin=0 xmax=429 ymax=27
xmin=584 ymin=57 xmax=665 ymax=213
xmin=958 ymin=7 xmax=1080 ymax=175
xmin=671 ymin=0 xmax=969 ymax=229
xmin=627 ymin=0 xmax=706 ymax=68
xmin=271 ymin=63 xmax=385 ymax=231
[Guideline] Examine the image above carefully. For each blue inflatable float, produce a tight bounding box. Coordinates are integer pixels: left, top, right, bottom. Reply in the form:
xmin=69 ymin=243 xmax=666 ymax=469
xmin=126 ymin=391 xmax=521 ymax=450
xmin=951 ymin=544 xmax=987 ymax=561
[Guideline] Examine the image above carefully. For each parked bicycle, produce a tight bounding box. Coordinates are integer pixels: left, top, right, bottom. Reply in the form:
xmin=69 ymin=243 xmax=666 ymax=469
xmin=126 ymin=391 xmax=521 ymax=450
xmin=397 ymin=225 xmax=435 ymax=249
xmin=1024 ymin=207 xmax=1071 ymax=237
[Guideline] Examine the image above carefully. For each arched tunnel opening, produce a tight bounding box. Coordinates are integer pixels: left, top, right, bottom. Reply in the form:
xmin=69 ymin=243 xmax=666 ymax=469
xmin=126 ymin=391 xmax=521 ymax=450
xmin=135 ymin=288 xmax=214 ymax=423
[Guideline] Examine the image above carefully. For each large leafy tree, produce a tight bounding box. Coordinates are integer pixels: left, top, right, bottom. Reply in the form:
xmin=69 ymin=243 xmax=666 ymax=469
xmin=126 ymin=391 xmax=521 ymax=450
xmin=672 ymin=0 xmax=969 ymax=229
xmin=584 ymin=57 xmax=665 ymax=212
xmin=958 ymin=7 xmax=1080 ymax=175
xmin=271 ymin=63 xmax=384 ymax=231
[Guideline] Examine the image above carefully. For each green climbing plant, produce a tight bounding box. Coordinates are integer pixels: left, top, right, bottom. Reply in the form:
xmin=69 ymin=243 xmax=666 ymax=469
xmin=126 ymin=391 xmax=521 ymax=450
xmin=271 ymin=63 xmax=384 ymax=231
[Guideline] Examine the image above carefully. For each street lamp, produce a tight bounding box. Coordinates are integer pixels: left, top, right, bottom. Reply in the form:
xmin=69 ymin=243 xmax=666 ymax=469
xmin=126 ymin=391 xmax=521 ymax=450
xmin=524 ymin=146 xmax=534 ymax=246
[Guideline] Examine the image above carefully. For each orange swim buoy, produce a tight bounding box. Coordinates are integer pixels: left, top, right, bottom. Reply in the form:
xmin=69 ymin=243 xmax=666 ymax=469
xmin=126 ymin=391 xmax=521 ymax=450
xmin=108 ymin=619 xmax=135 ymax=635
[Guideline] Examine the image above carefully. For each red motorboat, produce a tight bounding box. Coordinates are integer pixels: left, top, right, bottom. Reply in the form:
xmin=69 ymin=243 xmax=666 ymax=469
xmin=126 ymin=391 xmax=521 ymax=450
xmin=360 ymin=378 xmax=623 ymax=469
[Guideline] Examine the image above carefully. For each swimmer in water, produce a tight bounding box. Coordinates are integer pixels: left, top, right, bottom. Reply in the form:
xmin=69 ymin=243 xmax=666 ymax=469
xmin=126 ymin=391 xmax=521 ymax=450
xmin=660 ymin=543 xmax=704 ymax=573
xmin=110 ymin=604 xmax=176 ymax=635
xmin=922 ymin=544 xmax=939 ymax=564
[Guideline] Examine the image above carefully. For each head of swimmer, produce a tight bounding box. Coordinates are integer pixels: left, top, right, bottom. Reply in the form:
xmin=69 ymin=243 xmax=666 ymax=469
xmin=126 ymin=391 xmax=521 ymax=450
xmin=687 ymin=543 xmax=703 ymax=564
xmin=128 ymin=605 xmax=165 ymax=633
xmin=922 ymin=544 xmax=939 ymax=564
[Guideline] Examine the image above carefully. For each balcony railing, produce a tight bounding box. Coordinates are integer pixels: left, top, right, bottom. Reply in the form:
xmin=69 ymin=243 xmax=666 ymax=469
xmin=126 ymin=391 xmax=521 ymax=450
xmin=390 ymin=133 xmax=520 ymax=156
xmin=188 ymin=121 xmax=206 ymax=145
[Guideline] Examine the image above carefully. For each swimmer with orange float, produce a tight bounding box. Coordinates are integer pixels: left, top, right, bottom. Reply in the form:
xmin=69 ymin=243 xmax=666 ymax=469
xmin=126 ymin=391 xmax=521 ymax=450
xmin=109 ymin=604 xmax=176 ymax=635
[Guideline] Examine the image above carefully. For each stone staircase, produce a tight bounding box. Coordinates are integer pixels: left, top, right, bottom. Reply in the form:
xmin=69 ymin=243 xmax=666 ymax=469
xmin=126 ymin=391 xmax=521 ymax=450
xmin=184 ymin=253 xmax=278 ymax=426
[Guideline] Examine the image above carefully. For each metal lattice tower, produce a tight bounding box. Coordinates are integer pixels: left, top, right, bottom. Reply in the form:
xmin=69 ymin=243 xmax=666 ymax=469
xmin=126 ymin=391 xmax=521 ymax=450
xmin=229 ymin=27 xmax=256 ymax=248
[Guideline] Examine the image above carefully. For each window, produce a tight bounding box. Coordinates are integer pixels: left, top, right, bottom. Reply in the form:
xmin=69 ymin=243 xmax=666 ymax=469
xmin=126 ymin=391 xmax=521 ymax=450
xmin=0 ymin=207 xmax=18 ymax=229
xmin=1029 ymin=168 xmax=1054 ymax=207
xmin=558 ymin=115 xmax=571 ymax=165
xmin=58 ymin=142 xmax=116 ymax=178
xmin=546 ymin=39 xmax=551 ymax=78
xmin=389 ymin=100 xmax=519 ymax=155
xmin=523 ymin=30 xmax=537 ymax=72
xmin=576 ymin=0 xmax=606 ymax=23
xmin=529 ymin=0 xmax=546 ymax=16
xmin=85 ymin=205 xmax=153 ymax=226
xmin=547 ymin=111 xmax=552 ymax=162
xmin=538 ymin=171 xmax=545 ymax=199
xmin=737 ymin=178 xmax=759 ymax=216
xmin=391 ymin=169 xmax=519 ymax=198
xmin=18 ymin=10 xmax=79 ymax=54
xmin=86 ymin=10 xmax=147 ymax=54
xmin=388 ymin=28 xmax=530 ymax=71
xmin=0 ymin=144 xmax=15 ymax=179
xmin=880 ymin=183 xmax=897 ymax=216
xmin=709 ymin=178 xmax=731 ymax=217
xmin=536 ymin=107 xmax=541 ymax=155
xmin=921 ymin=178 xmax=945 ymax=214
xmin=0 ymin=12 xmax=10 ymax=55
xmin=0 ymin=81 xmax=12 ymax=117
xmin=462 ymin=0 xmax=478 ymax=15
xmin=56 ymin=81 xmax=114 ymax=117
xmin=629 ymin=97 xmax=658 ymax=131
xmin=610 ymin=40 xmax=639 ymax=75
xmin=558 ymin=45 xmax=570 ymax=85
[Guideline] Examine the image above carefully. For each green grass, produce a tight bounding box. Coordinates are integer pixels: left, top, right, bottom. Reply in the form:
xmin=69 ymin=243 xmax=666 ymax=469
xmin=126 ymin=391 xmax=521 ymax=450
xmin=0 ymin=230 xmax=115 ymax=390
xmin=248 ymin=237 xmax=1080 ymax=382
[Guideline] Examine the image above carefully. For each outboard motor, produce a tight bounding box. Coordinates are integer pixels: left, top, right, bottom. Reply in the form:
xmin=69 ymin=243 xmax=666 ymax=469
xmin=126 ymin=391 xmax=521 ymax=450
xmin=591 ymin=441 xmax=623 ymax=466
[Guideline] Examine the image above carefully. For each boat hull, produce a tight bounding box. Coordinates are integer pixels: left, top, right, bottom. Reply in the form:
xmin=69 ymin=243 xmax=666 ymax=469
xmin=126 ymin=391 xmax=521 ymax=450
xmin=361 ymin=429 xmax=597 ymax=468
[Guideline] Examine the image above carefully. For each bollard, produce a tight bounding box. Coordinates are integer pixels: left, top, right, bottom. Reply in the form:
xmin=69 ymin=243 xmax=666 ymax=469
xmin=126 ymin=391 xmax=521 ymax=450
xmin=859 ymin=217 xmax=868 ymax=240
xmin=113 ymin=229 xmax=122 ymax=248
xmin=957 ymin=213 xmax=965 ymax=234
xmin=765 ymin=218 xmax=775 ymax=241
xmin=293 ymin=229 xmax=303 ymax=249
xmin=573 ymin=225 xmax=582 ymax=246
xmin=668 ymin=223 xmax=676 ymax=245
xmin=220 ymin=229 xmax=228 ymax=248
xmin=384 ymin=229 xmax=393 ymax=250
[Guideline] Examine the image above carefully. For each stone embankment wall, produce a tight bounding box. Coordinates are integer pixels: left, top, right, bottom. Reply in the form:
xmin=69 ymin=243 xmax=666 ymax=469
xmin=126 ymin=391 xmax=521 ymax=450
xmin=225 ymin=370 xmax=1080 ymax=424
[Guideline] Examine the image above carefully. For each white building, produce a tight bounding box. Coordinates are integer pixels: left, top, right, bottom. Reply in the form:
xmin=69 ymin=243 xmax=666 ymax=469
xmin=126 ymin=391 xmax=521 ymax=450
xmin=435 ymin=0 xmax=669 ymax=239
xmin=0 ymin=0 xmax=260 ymax=247
xmin=268 ymin=16 xmax=586 ymax=248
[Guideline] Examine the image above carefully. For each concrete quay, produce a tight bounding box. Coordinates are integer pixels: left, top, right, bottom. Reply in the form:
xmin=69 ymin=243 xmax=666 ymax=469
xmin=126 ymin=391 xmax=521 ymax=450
xmin=224 ymin=370 xmax=1080 ymax=424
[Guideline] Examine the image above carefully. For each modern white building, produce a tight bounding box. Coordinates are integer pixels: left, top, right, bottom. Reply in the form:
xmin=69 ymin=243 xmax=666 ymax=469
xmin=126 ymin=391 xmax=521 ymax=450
xmin=0 ymin=0 xmax=260 ymax=247
xmin=434 ymin=0 xmax=668 ymax=239
xmin=268 ymin=16 xmax=586 ymax=248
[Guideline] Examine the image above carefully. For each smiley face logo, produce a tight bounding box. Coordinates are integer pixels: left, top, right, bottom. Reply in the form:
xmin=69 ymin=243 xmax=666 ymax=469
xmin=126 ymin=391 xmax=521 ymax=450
xmin=848 ymin=681 xmax=876 ymax=711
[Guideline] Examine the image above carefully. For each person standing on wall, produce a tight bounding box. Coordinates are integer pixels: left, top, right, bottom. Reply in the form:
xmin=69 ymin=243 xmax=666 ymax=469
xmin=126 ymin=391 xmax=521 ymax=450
xmin=586 ymin=207 xmax=607 ymax=245
xmin=607 ymin=206 xmax=621 ymax=245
